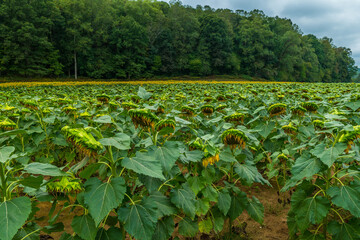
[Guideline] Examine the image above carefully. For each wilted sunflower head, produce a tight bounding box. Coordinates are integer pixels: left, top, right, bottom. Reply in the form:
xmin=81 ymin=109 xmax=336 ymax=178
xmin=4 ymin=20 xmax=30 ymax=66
xmin=62 ymin=126 xmax=103 ymax=157
xmin=301 ymin=102 xmax=319 ymax=113
xmin=122 ymin=102 xmax=139 ymax=111
xmin=156 ymin=104 xmax=165 ymax=114
xmin=62 ymin=106 xmax=77 ymax=115
xmin=21 ymin=99 xmax=38 ymax=111
xmin=277 ymin=153 xmax=288 ymax=163
xmin=155 ymin=119 xmax=176 ymax=132
xmin=188 ymin=138 xmax=204 ymax=151
xmin=216 ymin=104 xmax=227 ymax=112
xmin=128 ymin=109 xmax=159 ymax=130
xmin=216 ymin=95 xmax=226 ymax=101
xmin=47 ymin=175 xmax=83 ymax=194
xmin=313 ymin=119 xmax=325 ymax=130
xmin=224 ymin=113 xmax=245 ymax=123
xmin=339 ymin=126 xmax=360 ymax=153
xmin=130 ymin=95 xmax=140 ymax=103
xmin=282 ymin=123 xmax=297 ymax=135
xmin=181 ymin=105 xmax=195 ymax=116
xmin=221 ymin=129 xmax=248 ymax=149
xmin=268 ymin=103 xmax=287 ymax=117
xmin=201 ymin=105 xmax=215 ymax=116
xmin=0 ymin=118 xmax=16 ymax=131
xmin=291 ymin=106 xmax=307 ymax=116
xmin=96 ymin=94 xmax=110 ymax=103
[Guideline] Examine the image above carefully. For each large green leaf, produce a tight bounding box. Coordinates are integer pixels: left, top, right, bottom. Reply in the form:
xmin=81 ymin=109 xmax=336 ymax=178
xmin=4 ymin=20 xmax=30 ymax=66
xmin=152 ymin=141 xmax=180 ymax=172
xmin=218 ymin=190 xmax=231 ymax=215
xmin=180 ymin=149 xmax=203 ymax=163
xmin=122 ymin=152 xmax=165 ymax=180
xmin=95 ymin=227 xmax=123 ymax=240
xmin=170 ymin=184 xmax=196 ymax=219
xmin=0 ymin=197 xmax=31 ymax=240
xmin=328 ymin=220 xmax=360 ymax=240
xmin=178 ymin=217 xmax=198 ymax=237
xmin=310 ymin=143 xmax=347 ymax=167
xmin=151 ymin=216 xmax=174 ymax=240
xmin=228 ymin=191 xmax=248 ymax=221
xmin=84 ymin=177 xmax=126 ymax=226
xmin=145 ymin=192 xmax=176 ymax=219
xmin=327 ymin=184 xmax=360 ymax=217
xmin=295 ymin=196 xmax=330 ymax=232
xmin=71 ymin=215 xmax=97 ymax=240
xmin=0 ymin=146 xmax=15 ymax=163
xmin=138 ymin=86 xmax=152 ymax=100
xmin=234 ymin=162 xmax=270 ymax=185
xmin=99 ymin=133 xmax=130 ymax=150
xmin=24 ymin=163 xmax=66 ymax=176
xmin=118 ymin=202 xmax=157 ymax=240
xmin=246 ymin=196 xmax=264 ymax=224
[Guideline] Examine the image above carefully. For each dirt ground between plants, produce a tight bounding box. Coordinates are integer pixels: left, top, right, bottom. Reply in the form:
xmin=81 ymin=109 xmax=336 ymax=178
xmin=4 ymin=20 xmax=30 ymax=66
xmin=36 ymin=181 xmax=290 ymax=240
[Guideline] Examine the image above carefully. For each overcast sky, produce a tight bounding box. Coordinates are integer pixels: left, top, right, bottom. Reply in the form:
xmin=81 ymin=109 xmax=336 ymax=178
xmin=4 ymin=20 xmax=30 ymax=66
xmin=165 ymin=0 xmax=360 ymax=67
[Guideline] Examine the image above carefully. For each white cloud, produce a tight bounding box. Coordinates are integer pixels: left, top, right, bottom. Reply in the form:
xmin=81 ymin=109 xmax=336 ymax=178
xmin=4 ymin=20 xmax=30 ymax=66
xmin=167 ymin=0 xmax=360 ymax=66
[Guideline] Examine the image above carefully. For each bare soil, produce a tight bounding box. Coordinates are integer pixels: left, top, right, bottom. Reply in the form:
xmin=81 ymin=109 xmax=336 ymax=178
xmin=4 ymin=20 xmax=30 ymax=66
xmin=35 ymin=182 xmax=289 ymax=240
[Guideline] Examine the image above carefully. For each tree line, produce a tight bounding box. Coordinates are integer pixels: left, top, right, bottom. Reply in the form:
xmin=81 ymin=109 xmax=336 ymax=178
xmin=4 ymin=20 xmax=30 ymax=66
xmin=0 ymin=0 xmax=357 ymax=82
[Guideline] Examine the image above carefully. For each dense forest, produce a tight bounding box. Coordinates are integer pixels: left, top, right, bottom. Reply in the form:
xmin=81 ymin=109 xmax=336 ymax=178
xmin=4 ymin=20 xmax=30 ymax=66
xmin=0 ymin=0 xmax=358 ymax=82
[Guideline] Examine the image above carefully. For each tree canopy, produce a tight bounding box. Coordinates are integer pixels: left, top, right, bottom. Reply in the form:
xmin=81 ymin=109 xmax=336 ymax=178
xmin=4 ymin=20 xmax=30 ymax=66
xmin=0 ymin=0 xmax=357 ymax=82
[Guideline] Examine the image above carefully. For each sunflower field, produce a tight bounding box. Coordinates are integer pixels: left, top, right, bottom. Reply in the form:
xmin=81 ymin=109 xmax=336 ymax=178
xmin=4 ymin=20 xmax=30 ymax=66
xmin=1 ymin=82 xmax=360 ymax=240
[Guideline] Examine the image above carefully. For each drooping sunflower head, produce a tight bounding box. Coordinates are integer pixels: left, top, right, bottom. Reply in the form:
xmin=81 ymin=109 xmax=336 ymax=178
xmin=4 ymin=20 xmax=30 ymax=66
xmin=155 ymin=119 xmax=176 ymax=132
xmin=339 ymin=126 xmax=360 ymax=152
xmin=301 ymin=94 xmax=310 ymax=100
xmin=202 ymin=152 xmax=220 ymax=168
xmin=224 ymin=113 xmax=245 ymax=123
xmin=21 ymin=99 xmax=38 ymax=111
xmin=291 ymin=106 xmax=307 ymax=116
xmin=188 ymin=138 xmax=204 ymax=151
xmin=204 ymin=97 xmax=214 ymax=103
xmin=201 ymin=105 xmax=215 ymax=116
xmin=122 ymin=102 xmax=139 ymax=111
xmin=156 ymin=104 xmax=165 ymax=114
xmin=80 ymin=111 xmax=92 ymax=118
xmin=109 ymin=101 xmax=119 ymax=110
xmin=216 ymin=95 xmax=226 ymax=101
xmin=62 ymin=106 xmax=77 ymax=115
xmin=131 ymin=95 xmax=140 ymax=103
xmin=282 ymin=123 xmax=297 ymax=135
xmin=277 ymin=153 xmax=289 ymax=163
xmin=62 ymin=126 xmax=103 ymax=157
xmin=301 ymin=102 xmax=319 ymax=113
xmin=216 ymin=104 xmax=227 ymax=112
xmin=96 ymin=94 xmax=110 ymax=103
xmin=268 ymin=103 xmax=287 ymax=117
xmin=0 ymin=118 xmax=16 ymax=131
xmin=1 ymin=104 xmax=17 ymax=112
xmin=128 ymin=109 xmax=159 ymax=130
xmin=313 ymin=119 xmax=325 ymax=130
xmin=181 ymin=105 xmax=195 ymax=116
xmin=312 ymin=95 xmax=322 ymax=101
xmin=47 ymin=175 xmax=83 ymax=194
xmin=221 ymin=129 xmax=248 ymax=149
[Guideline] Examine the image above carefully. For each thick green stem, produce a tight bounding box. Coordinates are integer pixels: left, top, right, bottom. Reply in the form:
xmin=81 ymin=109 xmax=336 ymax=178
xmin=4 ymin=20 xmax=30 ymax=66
xmin=0 ymin=163 xmax=7 ymax=201
xmin=107 ymin=146 xmax=117 ymax=177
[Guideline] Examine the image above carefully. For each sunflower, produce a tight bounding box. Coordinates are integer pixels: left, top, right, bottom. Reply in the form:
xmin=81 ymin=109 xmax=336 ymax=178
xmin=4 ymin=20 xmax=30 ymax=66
xmin=47 ymin=175 xmax=83 ymax=194
xmin=122 ymin=102 xmax=139 ymax=111
xmin=268 ymin=103 xmax=287 ymax=117
xmin=215 ymin=104 xmax=227 ymax=112
xmin=62 ymin=126 xmax=103 ymax=157
xmin=282 ymin=123 xmax=297 ymax=135
xmin=224 ymin=113 xmax=245 ymax=124
xmin=0 ymin=118 xmax=16 ymax=130
xmin=277 ymin=153 xmax=288 ymax=164
xmin=155 ymin=119 xmax=176 ymax=132
xmin=291 ymin=106 xmax=307 ymax=116
xmin=313 ymin=120 xmax=325 ymax=130
xmin=202 ymin=152 xmax=220 ymax=168
xmin=188 ymin=138 xmax=204 ymax=151
xmin=221 ymin=129 xmax=248 ymax=149
xmin=96 ymin=94 xmax=110 ymax=103
xmin=128 ymin=109 xmax=159 ymax=130
xmin=156 ymin=104 xmax=165 ymax=114
xmin=339 ymin=126 xmax=360 ymax=153
xmin=301 ymin=102 xmax=319 ymax=113
xmin=181 ymin=105 xmax=195 ymax=116
xmin=201 ymin=105 xmax=215 ymax=116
